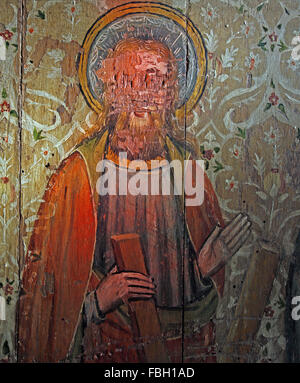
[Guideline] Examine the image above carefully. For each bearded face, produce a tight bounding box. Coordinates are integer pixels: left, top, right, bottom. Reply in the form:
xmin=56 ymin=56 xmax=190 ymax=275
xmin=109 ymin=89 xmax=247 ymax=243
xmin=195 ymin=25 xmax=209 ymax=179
xmin=96 ymin=38 xmax=179 ymax=160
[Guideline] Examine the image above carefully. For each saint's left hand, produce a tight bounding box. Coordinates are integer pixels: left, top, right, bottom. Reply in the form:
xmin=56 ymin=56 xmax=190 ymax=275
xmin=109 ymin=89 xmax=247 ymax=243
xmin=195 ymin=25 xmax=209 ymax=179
xmin=198 ymin=213 xmax=252 ymax=277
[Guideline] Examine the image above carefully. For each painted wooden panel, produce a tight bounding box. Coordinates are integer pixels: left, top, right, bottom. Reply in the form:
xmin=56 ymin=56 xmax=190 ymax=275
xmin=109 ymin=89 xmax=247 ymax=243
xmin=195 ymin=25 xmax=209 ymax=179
xmin=0 ymin=0 xmax=20 ymax=362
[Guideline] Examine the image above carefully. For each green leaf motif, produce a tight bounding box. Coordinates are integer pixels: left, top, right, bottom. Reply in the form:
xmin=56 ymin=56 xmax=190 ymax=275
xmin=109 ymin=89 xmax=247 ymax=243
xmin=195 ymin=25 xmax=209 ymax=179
xmin=10 ymin=110 xmax=18 ymax=118
xmin=270 ymin=44 xmax=275 ymax=52
xmin=236 ymin=127 xmax=246 ymax=139
xmin=2 ymin=340 xmax=9 ymax=355
xmin=11 ymin=27 xmax=17 ymax=33
xmin=33 ymin=127 xmax=45 ymax=141
xmin=266 ymin=322 xmax=271 ymax=331
xmin=11 ymin=43 xmax=18 ymax=52
xmin=264 ymin=103 xmax=272 ymax=112
xmin=5 ymin=41 xmax=9 ymax=48
xmin=278 ymin=103 xmax=288 ymax=119
xmin=205 ymin=160 xmax=209 ymax=170
xmin=257 ymin=2 xmax=265 ymax=12
xmin=213 ymin=160 xmax=224 ymax=173
xmin=238 ymin=5 xmax=244 ymax=13
xmin=2 ymin=88 xmax=7 ymax=99
xmin=275 ymin=296 xmax=285 ymax=309
xmin=270 ymin=79 xmax=275 ymax=89
xmin=258 ymin=36 xmax=267 ymax=51
xmin=278 ymin=40 xmax=288 ymax=52
xmin=277 ymin=24 xmax=282 ymax=30
xmin=262 ymin=26 xmax=268 ymax=32
xmin=37 ymin=10 xmax=46 ymax=19
xmin=214 ymin=147 xmax=220 ymax=153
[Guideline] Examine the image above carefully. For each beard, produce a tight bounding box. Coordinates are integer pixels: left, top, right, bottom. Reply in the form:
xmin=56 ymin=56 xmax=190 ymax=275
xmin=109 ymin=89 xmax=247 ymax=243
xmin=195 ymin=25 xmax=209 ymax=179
xmin=109 ymin=111 xmax=168 ymax=161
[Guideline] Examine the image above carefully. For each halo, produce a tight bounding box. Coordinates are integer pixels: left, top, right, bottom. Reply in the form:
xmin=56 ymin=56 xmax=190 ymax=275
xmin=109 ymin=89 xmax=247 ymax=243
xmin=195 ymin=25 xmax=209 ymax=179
xmin=78 ymin=2 xmax=207 ymax=119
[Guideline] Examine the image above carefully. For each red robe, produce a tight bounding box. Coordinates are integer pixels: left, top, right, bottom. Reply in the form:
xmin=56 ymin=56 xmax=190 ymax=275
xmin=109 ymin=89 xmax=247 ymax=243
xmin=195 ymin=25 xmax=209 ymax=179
xmin=18 ymin=131 xmax=224 ymax=363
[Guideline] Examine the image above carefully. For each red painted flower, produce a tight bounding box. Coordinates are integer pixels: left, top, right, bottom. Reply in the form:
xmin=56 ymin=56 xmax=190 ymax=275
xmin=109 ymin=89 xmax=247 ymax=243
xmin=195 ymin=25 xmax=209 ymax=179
xmin=271 ymin=168 xmax=279 ymax=174
xmin=208 ymin=52 xmax=214 ymax=60
xmin=233 ymin=148 xmax=239 ymax=157
xmin=0 ymin=30 xmax=13 ymax=41
xmin=28 ymin=27 xmax=34 ymax=34
xmin=1 ymin=177 xmax=9 ymax=184
xmin=203 ymin=149 xmax=214 ymax=160
xmin=4 ymin=284 xmax=13 ymax=296
xmin=226 ymin=176 xmax=238 ymax=192
xmin=269 ymin=92 xmax=279 ymax=106
xmin=268 ymin=32 xmax=278 ymax=43
xmin=71 ymin=6 xmax=75 ymax=12
xmin=0 ymin=101 xmax=10 ymax=113
xmin=264 ymin=306 xmax=274 ymax=318
xmin=249 ymin=58 xmax=255 ymax=71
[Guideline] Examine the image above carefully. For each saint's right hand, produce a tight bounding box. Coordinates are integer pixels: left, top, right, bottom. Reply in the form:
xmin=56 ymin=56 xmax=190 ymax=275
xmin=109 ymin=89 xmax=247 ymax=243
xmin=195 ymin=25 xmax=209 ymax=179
xmin=95 ymin=270 xmax=156 ymax=314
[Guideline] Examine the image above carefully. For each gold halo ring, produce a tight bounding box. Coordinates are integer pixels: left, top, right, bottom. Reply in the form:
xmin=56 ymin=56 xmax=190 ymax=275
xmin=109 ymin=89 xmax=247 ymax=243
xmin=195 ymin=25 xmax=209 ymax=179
xmin=78 ymin=2 xmax=207 ymax=119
